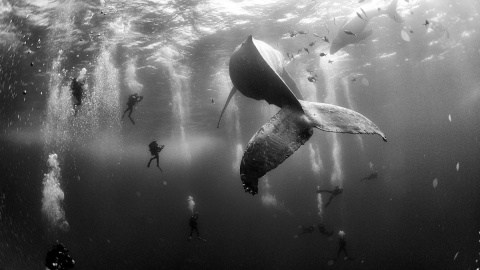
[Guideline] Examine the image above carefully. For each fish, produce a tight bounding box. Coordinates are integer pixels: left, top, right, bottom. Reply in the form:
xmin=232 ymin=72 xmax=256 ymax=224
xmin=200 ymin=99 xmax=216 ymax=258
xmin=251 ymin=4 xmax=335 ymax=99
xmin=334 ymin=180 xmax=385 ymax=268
xmin=303 ymin=47 xmax=310 ymax=54
xmin=423 ymin=20 xmax=429 ymax=27
xmin=297 ymin=30 xmax=307 ymax=35
xmin=307 ymin=76 xmax=317 ymax=82
xmin=319 ymin=52 xmax=327 ymax=57
xmin=289 ymin=31 xmax=298 ymax=37
xmin=351 ymin=78 xmax=356 ymax=82
xmin=356 ymin=12 xmax=367 ymax=21
xmin=409 ymin=29 xmax=414 ymax=33
xmin=313 ymin=33 xmax=320 ymax=37
xmin=344 ymin=30 xmax=357 ymax=36
xmin=328 ymin=60 xmax=334 ymax=64
xmin=217 ymin=35 xmax=387 ymax=195
xmin=324 ymin=24 xmax=330 ymax=34
xmin=309 ymin=41 xmax=316 ymax=46
xmin=361 ymin=7 xmax=368 ymax=18
xmin=321 ymin=36 xmax=330 ymax=43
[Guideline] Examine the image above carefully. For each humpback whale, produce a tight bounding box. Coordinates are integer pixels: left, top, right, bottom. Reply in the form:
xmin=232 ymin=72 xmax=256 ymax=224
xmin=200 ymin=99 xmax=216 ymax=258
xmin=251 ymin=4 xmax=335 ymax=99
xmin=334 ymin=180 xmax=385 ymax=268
xmin=330 ymin=0 xmax=403 ymax=55
xmin=218 ymin=35 xmax=387 ymax=195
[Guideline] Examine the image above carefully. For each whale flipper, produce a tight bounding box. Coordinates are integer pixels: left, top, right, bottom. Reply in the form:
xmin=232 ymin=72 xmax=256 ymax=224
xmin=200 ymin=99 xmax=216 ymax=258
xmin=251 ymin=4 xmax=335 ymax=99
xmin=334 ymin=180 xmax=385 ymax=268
xmin=241 ymin=101 xmax=386 ymax=195
xmin=217 ymin=86 xmax=237 ymax=128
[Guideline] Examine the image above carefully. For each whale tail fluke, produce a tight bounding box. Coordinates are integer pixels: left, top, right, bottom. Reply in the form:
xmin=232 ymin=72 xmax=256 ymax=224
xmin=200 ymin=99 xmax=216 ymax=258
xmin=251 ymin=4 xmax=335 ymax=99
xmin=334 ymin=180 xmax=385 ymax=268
xmin=387 ymin=0 xmax=403 ymax=23
xmin=300 ymin=100 xmax=387 ymax=141
xmin=240 ymin=100 xmax=387 ymax=195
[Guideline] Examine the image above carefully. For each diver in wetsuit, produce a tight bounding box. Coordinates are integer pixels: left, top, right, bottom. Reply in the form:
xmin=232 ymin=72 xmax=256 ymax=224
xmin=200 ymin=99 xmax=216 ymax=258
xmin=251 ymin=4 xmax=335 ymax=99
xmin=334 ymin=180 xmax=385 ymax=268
xmin=337 ymin=231 xmax=354 ymax=261
xmin=317 ymin=223 xmax=333 ymax=237
xmin=317 ymin=185 xmax=343 ymax=208
xmin=361 ymin=171 xmax=378 ymax=181
xmin=122 ymin=93 xmax=143 ymax=125
xmin=297 ymin=225 xmax=316 ymax=236
xmin=189 ymin=212 xmax=205 ymax=241
xmin=71 ymin=77 xmax=85 ymax=116
xmin=45 ymin=241 xmax=75 ymax=270
xmin=147 ymin=140 xmax=164 ymax=171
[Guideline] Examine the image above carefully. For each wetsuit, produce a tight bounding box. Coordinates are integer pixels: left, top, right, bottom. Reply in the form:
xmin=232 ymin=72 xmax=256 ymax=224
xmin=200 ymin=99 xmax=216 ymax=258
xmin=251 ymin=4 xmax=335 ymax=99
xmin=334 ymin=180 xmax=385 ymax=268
xmin=299 ymin=225 xmax=316 ymax=235
xmin=45 ymin=243 xmax=75 ymax=270
xmin=189 ymin=213 xmax=199 ymax=237
xmin=337 ymin=236 xmax=354 ymax=260
xmin=122 ymin=94 xmax=143 ymax=125
xmin=71 ymin=78 xmax=84 ymax=106
xmin=147 ymin=141 xmax=164 ymax=169
xmin=318 ymin=224 xmax=333 ymax=237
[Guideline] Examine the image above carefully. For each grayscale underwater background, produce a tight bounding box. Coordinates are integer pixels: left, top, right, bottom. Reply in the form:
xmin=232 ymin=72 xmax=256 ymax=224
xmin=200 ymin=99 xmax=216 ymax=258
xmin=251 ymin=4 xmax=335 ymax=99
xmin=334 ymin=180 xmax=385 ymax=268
xmin=0 ymin=0 xmax=479 ymax=269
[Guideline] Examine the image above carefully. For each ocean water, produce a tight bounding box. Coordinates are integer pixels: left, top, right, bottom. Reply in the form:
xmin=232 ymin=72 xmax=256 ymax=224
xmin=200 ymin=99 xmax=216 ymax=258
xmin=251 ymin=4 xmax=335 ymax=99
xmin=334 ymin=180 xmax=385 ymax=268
xmin=0 ymin=0 xmax=479 ymax=269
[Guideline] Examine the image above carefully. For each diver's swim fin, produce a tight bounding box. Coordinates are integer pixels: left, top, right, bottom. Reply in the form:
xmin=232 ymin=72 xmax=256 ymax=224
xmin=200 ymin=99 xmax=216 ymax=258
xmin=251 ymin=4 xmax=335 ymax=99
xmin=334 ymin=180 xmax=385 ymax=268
xmin=217 ymin=86 xmax=237 ymax=128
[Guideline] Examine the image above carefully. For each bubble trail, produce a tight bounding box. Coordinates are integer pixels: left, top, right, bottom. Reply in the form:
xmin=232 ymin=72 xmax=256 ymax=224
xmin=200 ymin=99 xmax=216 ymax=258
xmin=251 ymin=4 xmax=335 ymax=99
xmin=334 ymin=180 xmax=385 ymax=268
xmin=41 ymin=153 xmax=69 ymax=232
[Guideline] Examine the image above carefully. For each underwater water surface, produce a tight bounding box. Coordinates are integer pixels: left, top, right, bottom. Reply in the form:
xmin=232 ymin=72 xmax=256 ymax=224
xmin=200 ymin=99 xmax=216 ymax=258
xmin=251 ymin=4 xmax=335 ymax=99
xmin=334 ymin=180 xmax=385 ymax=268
xmin=0 ymin=0 xmax=479 ymax=269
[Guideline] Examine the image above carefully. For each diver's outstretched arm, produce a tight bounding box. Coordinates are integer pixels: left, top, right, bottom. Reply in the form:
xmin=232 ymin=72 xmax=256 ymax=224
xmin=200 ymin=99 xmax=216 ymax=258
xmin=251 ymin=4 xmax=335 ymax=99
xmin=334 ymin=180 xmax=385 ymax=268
xmin=317 ymin=190 xmax=333 ymax=194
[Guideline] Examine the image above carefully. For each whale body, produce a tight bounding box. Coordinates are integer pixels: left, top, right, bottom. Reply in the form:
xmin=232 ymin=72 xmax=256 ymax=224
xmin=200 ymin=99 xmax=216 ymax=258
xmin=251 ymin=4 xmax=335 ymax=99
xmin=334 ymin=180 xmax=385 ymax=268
xmin=330 ymin=0 xmax=403 ymax=55
xmin=218 ymin=35 xmax=387 ymax=195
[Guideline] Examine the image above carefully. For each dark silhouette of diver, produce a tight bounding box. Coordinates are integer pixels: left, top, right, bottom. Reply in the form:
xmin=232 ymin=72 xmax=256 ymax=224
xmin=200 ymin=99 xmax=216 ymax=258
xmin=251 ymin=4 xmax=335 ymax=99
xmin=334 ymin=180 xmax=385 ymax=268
xmin=337 ymin=231 xmax=354 ymax=261
xmin=45 ymin=241 xmax=75 ymax=270
xmin=317 ymin=185 xmax=343 ymax=208
xmin=297 ymin=225 xmax=316 ymax=236
xmin=361 ymin=171 xmax=378 ymax=181
xmin=70 ymin=77 xmax=85 ymax=117
xmin=147 ymin=140 xmax=164 ymax=171
xmin=122 ymin=93 xmax=143 ymax=125
xmin=189 ymin=212 xmax=206 ymax=241
xmin=317 ymin=223 xmax=333 ymax=237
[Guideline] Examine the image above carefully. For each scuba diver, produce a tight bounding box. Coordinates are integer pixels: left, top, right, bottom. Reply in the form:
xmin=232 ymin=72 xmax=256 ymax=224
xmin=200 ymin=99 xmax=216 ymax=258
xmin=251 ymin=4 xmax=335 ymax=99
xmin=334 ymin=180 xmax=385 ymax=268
xmin=45 ymin=241 xmax=75 ymax=270
xmin=297 ymin=225 xmax=316 ymax=236
xmin=361 ymin=171 xmax=378 ymax=181
xmin=189 ymin=212 xmax=206 ymax=241
xmin=337 ymin=231 xmax=354 ymax=261
xmin=122 ymin=93 xmax=144 ymax=125
xmin=317 ymin=223 xmax=334 ymax=237
xmin=317 ymin=185 xmax=343 ymax=208
xmin=147 ymin=140 xmax=164 ymax=171
xmin=70 ymin=77 xmax=86 ymax=117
